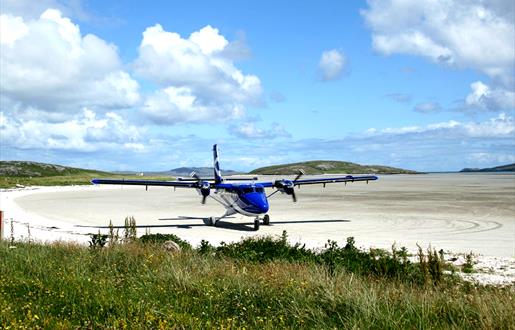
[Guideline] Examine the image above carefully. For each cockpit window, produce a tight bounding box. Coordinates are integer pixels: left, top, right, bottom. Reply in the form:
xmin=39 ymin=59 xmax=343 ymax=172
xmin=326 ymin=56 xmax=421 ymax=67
xmin=241 ymin=187 xmax=264 ymax=194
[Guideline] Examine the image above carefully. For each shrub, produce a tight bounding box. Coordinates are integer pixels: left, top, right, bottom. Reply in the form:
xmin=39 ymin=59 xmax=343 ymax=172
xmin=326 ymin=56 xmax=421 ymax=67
xmin=198 ymin=239 xmax=216 ymax=255
xmin=215 ymin=231 xmax=316 ymax=263
xmin=462 ymin=252 xmax=475 ymax=273
xmin=139 ymin=233 xmax=192 ymax=250
xmin=211 ymin=233 xmax=444 ymax=285
xmin=89 ymin=232 xmax=108 ymax=249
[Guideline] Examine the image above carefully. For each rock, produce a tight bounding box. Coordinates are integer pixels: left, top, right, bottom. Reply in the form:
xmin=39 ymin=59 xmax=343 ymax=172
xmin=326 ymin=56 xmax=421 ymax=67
xmin=163 ymin=240 xmax=181 ymax=253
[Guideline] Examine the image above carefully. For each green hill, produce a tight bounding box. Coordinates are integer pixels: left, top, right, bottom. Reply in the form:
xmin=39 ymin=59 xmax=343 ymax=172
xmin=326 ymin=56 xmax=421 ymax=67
xmin=460 ymin=163 xmax=515 ymax=172
xmin=0 ymin=161 xmax=108 ymax=177
xmin=0 ymin=161 xmax=169 ymax=188
xmin=250 ymin=160 xmax=419 ymax=175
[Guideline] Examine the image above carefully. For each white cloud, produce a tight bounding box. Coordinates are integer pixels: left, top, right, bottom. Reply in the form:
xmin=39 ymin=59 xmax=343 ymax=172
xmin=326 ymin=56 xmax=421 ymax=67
xmin=318 ymin=49 xmax=346 ymax=81
xmin=461 ymin=113 xmax=515 ymax=137
xmin=464 ymin=81 xmax=515 ymax=112
xmin=0 ymin=109 xmax=145 ymax=152
xmin=134 ymin=24 xmax=263 ymax=124
xmin=0 ymin=9 xmax=140 ymax=116
xmin=228 ymin=122 xmax=291 ymax=139
xmin=362 ymin=0 xmax=515 ymax=113
xmin=123 ymin=143 xmax=145 ymax=152
xmin=0 ymin=14 xmax=29 ymax=44
xmin=468 ymin=152 xmax=515 ymax=165
xmin=367 ymin=113 xmax=514 ymax=138
xmin=272 ymin=113 xmax=515 ymax=171
xmin=2 ymin=110 xmax=513 ymax=172
xmin=413 ymin=101 xmax=441 ymax=113
xmin=362 ymin=1 xmax=515 ymax=85
xmin=143 ymin=86 xmax=245 ymax=124
xmin=189 ymin=25 xmax=229 ymax=55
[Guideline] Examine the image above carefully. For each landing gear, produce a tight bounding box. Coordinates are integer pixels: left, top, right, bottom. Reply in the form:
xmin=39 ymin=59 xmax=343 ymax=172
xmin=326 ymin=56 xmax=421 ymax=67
xmin=254 ymin=214 xmax=270 ymax=230
xmin=207 ymin=216 xmax=217 ymax=226
xmin=263 ymin=214 xmax=270 ymax=225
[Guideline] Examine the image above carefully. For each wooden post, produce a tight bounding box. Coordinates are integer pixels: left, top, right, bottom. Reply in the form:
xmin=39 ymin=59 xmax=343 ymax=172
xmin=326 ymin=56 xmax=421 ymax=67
xmin=0 ymin=210 xmax=3 ymax=241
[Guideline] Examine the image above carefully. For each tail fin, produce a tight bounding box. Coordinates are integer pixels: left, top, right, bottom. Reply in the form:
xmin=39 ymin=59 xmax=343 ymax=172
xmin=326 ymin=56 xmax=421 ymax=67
xmin=213 ymin=144 xmax=223 ymax=183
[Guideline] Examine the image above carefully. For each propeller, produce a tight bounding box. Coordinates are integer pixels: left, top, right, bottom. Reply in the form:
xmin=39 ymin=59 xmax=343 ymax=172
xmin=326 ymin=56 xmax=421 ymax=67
xmin=191 ymin=171 xmax=211 ymax=204
xmin=293 ymin=169 xmax=305 ymax=182
xmin=290 ymin=169 xmax=305 ymax=202
xmin=274 ymin=169 xmax=304 ymax=203
xmin=200 ymin=181 xmax=210 ymax=204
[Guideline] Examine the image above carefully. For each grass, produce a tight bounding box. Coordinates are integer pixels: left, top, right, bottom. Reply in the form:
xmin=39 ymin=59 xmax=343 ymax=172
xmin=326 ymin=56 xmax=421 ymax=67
xmin=0 ymin=174 xmax=174 ymax=189
xmin=1 ymin=234 xmax=514 ymax=328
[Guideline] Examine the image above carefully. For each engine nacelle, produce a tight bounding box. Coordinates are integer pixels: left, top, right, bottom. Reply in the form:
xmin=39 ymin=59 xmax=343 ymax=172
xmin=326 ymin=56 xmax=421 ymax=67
xmin=200 ymin=181 xmax=210 ymax=197
xmin=274 ymin=179 xmax=294 ymax=195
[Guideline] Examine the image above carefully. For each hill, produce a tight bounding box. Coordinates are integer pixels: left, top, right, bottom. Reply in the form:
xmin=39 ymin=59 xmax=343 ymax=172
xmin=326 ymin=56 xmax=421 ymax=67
xmin=0 ymin=161 xmax=169 ymax=188
xmin=167 ymin=167 xmax=244 ymax=177
xmin=460 ymin=163 xmax=515 ymax=173
xmin=114 ymin=167 xmax=244 ymax=177
xmin=250 ymin=160 xmax=419 ymax=175
xmin=0 ymin=162 xmax=244 ymax=188
xmin=0 ymin=161 xmax=108 ymax=177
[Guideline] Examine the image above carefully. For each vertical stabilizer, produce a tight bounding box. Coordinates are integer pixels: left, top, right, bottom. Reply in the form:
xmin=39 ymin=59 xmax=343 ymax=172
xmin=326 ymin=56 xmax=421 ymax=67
xmin=213 ymin=144 xmax=223 ymax=183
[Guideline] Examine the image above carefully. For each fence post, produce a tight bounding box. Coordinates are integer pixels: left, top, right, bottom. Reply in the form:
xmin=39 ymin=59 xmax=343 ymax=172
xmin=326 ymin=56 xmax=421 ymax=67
xmin=0 ymin=210 xmax=3 ymax=241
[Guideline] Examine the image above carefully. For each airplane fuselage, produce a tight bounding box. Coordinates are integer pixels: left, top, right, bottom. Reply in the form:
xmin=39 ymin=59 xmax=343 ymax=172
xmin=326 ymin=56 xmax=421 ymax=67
xmin=210 ymin=183 xmax=269 ymax=216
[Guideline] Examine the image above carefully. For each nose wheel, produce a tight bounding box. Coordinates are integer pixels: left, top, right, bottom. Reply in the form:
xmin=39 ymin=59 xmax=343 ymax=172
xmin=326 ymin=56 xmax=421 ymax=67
xmin=263 ymin=214 xmax=270 ymax=225
xmin=254 ymin=214 xmax=270 ymax=231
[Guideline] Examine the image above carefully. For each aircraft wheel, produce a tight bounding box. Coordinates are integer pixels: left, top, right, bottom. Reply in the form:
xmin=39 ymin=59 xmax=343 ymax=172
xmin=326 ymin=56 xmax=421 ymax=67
xmin=254 ymin=219 xmax=260 ymax=231
xmin=263 ymin=214 xmax=270 ymax=225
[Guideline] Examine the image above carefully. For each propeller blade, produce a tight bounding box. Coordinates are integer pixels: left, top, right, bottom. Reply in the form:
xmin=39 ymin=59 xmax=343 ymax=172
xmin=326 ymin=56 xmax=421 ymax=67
xmin=293 ymin=169 xmax=305 ymax=182
xmin=201 ymin=195 xmax=207 ymax=204
xmin=291 ymin=189 xmax=297 ymax=203
xmin=190 ymin=171 xmax=201 ymax=181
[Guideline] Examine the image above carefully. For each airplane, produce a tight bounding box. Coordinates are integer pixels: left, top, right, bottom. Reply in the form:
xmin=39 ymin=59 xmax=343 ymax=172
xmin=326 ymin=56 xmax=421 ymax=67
xmin=91 ymin=145 xmax=378 ymax=230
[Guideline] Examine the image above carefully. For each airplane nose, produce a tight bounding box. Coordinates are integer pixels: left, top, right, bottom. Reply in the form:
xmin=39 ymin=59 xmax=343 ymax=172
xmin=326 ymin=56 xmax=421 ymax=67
xmin=258 ymin=198 xmax=269 ymax=213
xmin=247 ymin=192 xmax=269 ymax=213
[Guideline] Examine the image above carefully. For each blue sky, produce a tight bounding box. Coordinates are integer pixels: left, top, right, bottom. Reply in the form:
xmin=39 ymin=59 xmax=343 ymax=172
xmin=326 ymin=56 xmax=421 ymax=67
xmin=1 ymin=0 xmax=514 ymax=172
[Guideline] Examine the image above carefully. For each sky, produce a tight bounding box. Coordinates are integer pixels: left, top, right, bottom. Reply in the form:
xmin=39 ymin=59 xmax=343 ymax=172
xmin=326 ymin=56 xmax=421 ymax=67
xmin=0 ymin=0 xmax=514 ymax=172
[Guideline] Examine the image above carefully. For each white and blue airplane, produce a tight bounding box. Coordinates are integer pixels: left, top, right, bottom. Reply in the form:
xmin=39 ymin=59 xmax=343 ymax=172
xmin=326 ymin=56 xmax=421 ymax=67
xmin=92 ymin=145 xmax=378 ymax=230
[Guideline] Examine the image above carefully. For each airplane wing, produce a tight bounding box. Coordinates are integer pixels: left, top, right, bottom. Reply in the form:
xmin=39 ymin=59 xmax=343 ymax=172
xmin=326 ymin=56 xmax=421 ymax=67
xmin=257 ymin=175 xmax=378 ymax=188
xmin=293 ymin=175 xmax=378 ymax=186
xmin=255 ymin=174 xmax=378 ymax=202
xmin=91 ymin=178 xmax=199 ymax=188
